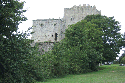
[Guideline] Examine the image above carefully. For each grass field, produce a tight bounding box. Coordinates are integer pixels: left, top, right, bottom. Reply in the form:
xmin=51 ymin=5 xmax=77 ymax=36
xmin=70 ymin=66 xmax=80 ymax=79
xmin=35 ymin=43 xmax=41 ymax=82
xmin=37 ymin=64 xmax=125 ymax=83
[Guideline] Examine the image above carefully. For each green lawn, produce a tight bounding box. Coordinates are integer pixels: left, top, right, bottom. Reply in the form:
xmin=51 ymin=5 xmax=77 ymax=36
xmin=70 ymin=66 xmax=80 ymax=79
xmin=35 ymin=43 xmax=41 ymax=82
xmin=37 ymin=64 xmax=125 ymax=83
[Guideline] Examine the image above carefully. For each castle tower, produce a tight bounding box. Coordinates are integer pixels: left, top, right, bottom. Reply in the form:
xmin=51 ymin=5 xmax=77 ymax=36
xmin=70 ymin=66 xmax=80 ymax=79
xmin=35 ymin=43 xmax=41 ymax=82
xmin=31 ymin=4 xmax=101 ymax=43
xmin=31 ymin=4 xmax=101 ymax=54
xmin=63 ymin=4 xmax=101 ymax=28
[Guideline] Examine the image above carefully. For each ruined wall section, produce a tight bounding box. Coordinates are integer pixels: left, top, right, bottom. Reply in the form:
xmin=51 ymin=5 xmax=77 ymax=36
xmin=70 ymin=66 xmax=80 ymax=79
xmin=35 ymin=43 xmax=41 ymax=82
xmin=59 ymin=19 xmax=66 ymax=40
xmin=64 ymin=4 xmax=101 ymax=28
xmin=37 ymin=42 xmax=54 ymax=55
xmin=31 ymin=19 xmax=65 ymax=43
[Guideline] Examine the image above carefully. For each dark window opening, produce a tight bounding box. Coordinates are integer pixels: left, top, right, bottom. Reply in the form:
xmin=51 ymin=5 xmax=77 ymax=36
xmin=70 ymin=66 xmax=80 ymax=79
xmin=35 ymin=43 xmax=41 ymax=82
xmin=55 ymin=33 xmax=58 ymax=41
xmin=71 ymin=18 xmax=72 ymax=21
xmin=54 ymin=23 xmax=57 ymax=26
xmin=41 ymin=23 xmax=43 ymax=27
xmin=61 ymin=31 xmax=63 ymax=34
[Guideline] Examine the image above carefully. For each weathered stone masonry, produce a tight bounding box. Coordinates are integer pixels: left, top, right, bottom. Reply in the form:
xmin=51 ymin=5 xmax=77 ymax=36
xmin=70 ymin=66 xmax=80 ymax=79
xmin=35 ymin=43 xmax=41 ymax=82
xmin=31 ymin=4 xmax=101 ymax=54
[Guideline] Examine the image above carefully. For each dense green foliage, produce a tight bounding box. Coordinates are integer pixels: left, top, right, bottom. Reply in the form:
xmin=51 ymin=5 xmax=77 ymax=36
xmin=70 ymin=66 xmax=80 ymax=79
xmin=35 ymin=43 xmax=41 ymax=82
xmin=113 ymin=60 xmax=119 ymax=64
xmin=120 ymin=55 xmax=125 ymax=64
xmin=121 ymin=57 xmax=125 ymax=64
xmin=0 ymin=0 xmax=43 ymax=82
xmin=31 ymin=19 xmax=104 ymax=82
xmin=119 ymin=53 xmax=125 ymax=64
xmin=84 ymin=14 xmax=123 ymax=62
xmin=38 ymin=64 xmax=125 ymax=83
xmin=34 ymin=15 xmax=124 ymax=82
xmin=40 ymin=20 xmax=104 ymax=77
xmin=64 ymin=20 xmax=104 ymax=71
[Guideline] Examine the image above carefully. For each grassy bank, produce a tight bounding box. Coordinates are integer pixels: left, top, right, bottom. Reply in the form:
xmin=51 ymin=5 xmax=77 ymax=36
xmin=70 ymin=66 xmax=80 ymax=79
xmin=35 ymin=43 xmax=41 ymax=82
xmin=37 ymin=64 xmax=125 ymax=83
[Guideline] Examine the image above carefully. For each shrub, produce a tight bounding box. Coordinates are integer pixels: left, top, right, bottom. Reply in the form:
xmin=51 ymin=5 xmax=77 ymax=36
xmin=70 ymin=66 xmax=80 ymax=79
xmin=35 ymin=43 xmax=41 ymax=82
xmin=121 ymin=57 xmax=125 ymax=64
xmin=113 ymin=60 xmax=119 ymax=64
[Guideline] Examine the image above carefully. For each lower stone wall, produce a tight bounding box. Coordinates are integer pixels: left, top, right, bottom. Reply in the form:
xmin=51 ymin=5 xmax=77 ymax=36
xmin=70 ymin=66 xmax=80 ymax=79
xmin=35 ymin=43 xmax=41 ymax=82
xmin=30 ymin=42 xmax=55 ymax=55
xmin=37 ymin=42 xmax=54 ymax=55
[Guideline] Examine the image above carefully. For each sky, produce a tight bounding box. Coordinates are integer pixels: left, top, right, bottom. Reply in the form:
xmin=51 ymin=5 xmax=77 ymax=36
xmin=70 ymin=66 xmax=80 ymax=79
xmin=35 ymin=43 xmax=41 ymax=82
xmin=18 ymin=0 xmax=125 ymax=58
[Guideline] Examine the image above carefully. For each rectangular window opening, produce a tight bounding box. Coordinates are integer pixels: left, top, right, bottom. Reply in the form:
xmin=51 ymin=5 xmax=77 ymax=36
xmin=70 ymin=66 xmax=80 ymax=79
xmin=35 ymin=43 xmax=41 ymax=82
xmin=55 ymin=33 xmax=58 ymax=41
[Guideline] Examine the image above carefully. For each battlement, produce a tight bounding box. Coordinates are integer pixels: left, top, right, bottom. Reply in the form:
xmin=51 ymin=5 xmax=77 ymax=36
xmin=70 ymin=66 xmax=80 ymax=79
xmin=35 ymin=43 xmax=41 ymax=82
xmin=33 ymin=19 xmax=62 ymax=21
xmin=64 ymin=4 xmax=97 ymax=10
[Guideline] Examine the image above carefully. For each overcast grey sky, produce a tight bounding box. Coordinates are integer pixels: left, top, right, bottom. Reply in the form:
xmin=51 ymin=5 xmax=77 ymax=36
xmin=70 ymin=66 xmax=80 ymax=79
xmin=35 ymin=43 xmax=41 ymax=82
xmin=18 ymin=0 xmax=125 ymax=58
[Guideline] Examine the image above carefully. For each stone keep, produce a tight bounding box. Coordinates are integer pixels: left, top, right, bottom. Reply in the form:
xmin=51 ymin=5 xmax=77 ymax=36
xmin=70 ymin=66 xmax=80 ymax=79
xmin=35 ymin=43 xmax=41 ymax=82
xmin=31 ymin=4 xmax=101 ymax=53
xmin=31 ymin=4 xmax=101 ymax=43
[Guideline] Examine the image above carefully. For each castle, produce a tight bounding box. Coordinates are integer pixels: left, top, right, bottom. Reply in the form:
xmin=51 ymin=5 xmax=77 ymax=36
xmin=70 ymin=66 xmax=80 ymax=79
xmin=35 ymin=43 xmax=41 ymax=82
xmin=31 ymin=4 xmax=101 ymax=54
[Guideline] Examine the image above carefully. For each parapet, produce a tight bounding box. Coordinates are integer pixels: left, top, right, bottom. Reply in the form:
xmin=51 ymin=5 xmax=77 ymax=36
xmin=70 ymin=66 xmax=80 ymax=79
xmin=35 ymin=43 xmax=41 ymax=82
xmin=64 ymin=4 xmax=100 ymax=13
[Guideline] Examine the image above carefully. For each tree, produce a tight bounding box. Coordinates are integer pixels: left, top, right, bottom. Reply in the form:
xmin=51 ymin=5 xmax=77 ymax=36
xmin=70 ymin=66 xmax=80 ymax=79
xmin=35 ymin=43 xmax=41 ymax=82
xmin=119 ymin=53 xmax=125 ymax=64
xmin=0 ymin=0 xmax=43 ymax=82
xmin=46 ymin=19 xmax=104 ymax=76
xmin=63 ymin=20 xmax=104 ymax=72
xmin=120 ymin=56 xmax=125 ymax=64
xmin=0 ymin=0 xmax=27 ymax=38
xmin=84 ymin=14 xmax=123 ymax=62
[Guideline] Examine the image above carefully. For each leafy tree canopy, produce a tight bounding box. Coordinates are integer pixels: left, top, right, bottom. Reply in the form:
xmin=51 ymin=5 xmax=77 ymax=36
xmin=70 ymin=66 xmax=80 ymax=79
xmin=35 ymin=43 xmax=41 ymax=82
xmin=0 ymin=0 xmax=43 ymax=82
xmin=119 ymin=53 xmax=125 ymax=63
xmin=58 ymin=19 xmax=104 ymax=72
xmin=121 ymin=56 xmax=125 ymax=64
xmin=84 ymin=14 xmax=123 ymax=62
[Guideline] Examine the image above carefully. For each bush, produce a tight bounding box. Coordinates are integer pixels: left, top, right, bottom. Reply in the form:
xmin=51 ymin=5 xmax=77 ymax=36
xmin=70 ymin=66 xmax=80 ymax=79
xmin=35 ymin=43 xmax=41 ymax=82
xmin=113 ymin=60 xmax=119 ymax=64
xmin=50 ymin=42 xmax=70 ymax=76
xmin=121 ymin=57 xmax=125 ymax=64
xmin=119 ymin=53 xmax=125 ymax=64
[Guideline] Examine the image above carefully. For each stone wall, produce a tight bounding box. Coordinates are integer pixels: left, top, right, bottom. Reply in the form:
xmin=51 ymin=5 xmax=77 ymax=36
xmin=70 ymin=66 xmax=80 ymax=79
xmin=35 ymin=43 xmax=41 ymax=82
xmin=37 ymin=42 xmax=55 ymax=55
xmin=31 ymin=19 xmax=66 ymax=43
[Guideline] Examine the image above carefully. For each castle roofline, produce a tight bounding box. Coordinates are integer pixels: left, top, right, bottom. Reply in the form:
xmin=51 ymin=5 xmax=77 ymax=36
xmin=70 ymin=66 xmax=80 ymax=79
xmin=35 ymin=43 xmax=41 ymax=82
xmin=33 ymin=18 xmax=62 ymax=21
xmin=64 ymin=4 xmax=97 ymax=10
